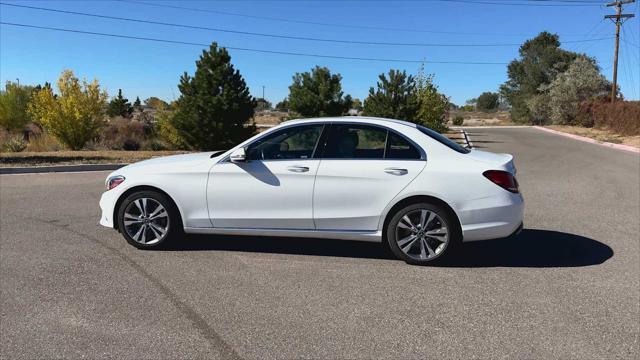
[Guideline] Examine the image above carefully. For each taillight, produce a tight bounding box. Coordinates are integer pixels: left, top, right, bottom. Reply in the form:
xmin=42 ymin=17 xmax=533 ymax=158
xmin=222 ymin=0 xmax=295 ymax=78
xmin=106 ymin=175 xmax=125 ymax=191
xmin=483 ymin=170 xmax=519 ymax=193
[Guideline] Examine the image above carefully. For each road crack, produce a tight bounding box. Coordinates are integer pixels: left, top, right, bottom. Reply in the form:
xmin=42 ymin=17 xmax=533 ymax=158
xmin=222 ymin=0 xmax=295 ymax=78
xmin=23 ymin=216 xmax=242 ymax=360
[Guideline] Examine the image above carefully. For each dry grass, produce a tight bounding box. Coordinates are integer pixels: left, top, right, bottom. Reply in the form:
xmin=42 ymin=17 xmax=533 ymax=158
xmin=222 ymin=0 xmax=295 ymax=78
xmin=448 ymin=110 xmax=515 ymax=126
xmin=0 ymin=150 xmax=189 ymax=167
xmin=547 ymin=125 xmax=640 ymax=148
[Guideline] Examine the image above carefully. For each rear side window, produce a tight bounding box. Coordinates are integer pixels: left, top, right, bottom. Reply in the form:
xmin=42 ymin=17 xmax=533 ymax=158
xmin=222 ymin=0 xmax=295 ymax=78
xmin=417 ymin=125 xmax=470 ymax=154
xmin=323 ymin=124 xmax=386 ymax=159
xmin=321 ymin=124 xmax=422 ymax=160
xmin=386 ymin=132 xmax=421 ymax=159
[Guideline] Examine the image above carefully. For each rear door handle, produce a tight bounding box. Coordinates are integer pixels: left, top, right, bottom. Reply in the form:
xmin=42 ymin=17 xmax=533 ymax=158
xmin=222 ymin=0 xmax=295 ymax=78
xmin=384 ymin=167 xmax=408 ymax=176
xmin=287 ymin=165 xmax=309 ymax=173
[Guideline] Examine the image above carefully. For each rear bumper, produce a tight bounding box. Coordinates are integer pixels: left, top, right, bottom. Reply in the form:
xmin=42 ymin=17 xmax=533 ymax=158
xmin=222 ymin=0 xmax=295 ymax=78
xmin=458 ymin=192 xmax=524 ymax=242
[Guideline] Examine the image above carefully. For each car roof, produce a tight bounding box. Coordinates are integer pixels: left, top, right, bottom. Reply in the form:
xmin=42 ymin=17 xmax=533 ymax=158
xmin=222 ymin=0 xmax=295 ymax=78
xmin=280 ymin=116 xmax=418 ymax=129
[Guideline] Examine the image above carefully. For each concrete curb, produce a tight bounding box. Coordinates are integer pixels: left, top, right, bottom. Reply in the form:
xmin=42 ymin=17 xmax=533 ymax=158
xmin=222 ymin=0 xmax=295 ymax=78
xmin=0 ymin=163 xmax=127 ymax=175
xmin=532 ymin=126 xmax=639 ymax=154
xmin=451 ymin=126 xmax=531 ymax=129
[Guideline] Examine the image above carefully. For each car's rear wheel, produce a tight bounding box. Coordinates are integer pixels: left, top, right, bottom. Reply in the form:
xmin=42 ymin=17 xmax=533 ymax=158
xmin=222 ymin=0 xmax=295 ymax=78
xmin=117 ymin=190 xmax=182 ymax=249
xmin=386 ymin=202 xmax=459 ymax=265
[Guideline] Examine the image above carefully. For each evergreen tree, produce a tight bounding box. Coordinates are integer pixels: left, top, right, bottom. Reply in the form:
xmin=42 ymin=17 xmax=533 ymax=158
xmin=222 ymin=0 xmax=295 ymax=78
xmin=107 ymin=89 xmax=133 ymax=118
xmin=275 ymin=98 xmax=289 ymax=112
xmin=133 ymin=96 xmax=142 ymax=110
xmin=288 ymin=66 xmax=351 ymax=118
xmin=362 ymin=69 xmax=418 ymax=121
xmin=171 ymin=43 xmax=255 ymax=150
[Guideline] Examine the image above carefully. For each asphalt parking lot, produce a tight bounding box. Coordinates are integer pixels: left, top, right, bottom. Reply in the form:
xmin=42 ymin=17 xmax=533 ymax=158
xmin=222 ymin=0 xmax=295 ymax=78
xmin=1 ymin=127 xmax=638 ymax=359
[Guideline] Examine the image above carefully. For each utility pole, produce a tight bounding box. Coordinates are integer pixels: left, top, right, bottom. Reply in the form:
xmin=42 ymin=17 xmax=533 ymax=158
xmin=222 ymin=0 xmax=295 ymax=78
xmin=262 ymin=85 xmax=265 ymax=100
xmin=605 ymin=0 xmax=635 ymax=103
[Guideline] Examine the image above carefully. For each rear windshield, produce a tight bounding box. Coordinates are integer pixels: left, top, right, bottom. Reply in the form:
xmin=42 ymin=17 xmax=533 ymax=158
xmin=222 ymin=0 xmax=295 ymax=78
xmin=417 ymin=125 xmax=470 ymax=154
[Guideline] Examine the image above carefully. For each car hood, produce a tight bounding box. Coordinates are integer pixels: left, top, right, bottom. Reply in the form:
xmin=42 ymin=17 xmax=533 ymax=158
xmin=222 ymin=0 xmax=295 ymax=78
xmin=120 ymin=151 xmax=226 ymax=172
xmin=467 ymin=149 xmax=516 ymax=174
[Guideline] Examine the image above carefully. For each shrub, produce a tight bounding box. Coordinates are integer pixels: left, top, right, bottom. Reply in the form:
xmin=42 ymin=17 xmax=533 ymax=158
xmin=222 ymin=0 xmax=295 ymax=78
xmin=415 ymin=69 xmax=449 ymax=133
xmin=2 ymin=134 xmax=27 ymax=152
xmin=144 ymin=138 xmax=169 ymax=151
xmin=577 ymin=99 xmax=640 ymax=135
xmin=27 ymin=70 xmax=108 ymax=150
xmin=476 ymin=92 xmax=500 ymax=111
xmin=25 ymin=132 xmax=61 ymax=152
xmin=100 ymin=117 xmax=146 ymax=150
xmin=0 ymin=81 xmax=36 ymax=131
xmin=547 ymin=56 xmax=610 ymax=125
xmin=156 ymin=110 xmax=186 ymax=149
xmin=453 ymin=115 xmax=464 ymax=126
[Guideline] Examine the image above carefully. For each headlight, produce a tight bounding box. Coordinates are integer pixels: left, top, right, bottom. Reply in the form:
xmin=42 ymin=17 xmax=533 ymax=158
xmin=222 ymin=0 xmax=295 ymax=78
xmin=106 ymin=175 xmax=125 ymax=191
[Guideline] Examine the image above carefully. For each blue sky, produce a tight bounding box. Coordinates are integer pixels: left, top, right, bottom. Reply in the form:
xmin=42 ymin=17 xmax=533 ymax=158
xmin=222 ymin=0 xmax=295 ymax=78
xmin=1 ymin=0 xmax=638 ymax=106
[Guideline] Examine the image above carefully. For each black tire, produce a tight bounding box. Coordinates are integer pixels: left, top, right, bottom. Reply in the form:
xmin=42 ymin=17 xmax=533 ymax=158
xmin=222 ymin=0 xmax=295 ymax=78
xmin=117 ymin=190 xmax=182 ymax=249
xmin=386 ymin=202 xmax=460 ymax=265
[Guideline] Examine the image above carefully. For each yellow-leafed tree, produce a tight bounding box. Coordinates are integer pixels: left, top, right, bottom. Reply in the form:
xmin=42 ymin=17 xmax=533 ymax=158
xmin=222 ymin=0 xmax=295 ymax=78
xmin=28 ymin=70 xmax=108 ymax=150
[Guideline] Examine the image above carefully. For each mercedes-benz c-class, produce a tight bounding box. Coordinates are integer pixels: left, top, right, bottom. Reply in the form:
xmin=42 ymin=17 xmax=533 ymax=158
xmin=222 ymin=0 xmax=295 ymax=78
xmin=99 ymin=117 xmax=523 ymax=264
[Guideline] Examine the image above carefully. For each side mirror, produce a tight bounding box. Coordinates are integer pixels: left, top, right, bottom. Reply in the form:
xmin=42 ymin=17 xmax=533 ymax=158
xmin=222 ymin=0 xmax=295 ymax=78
xmin=229 ymin=147 xmax=247 ymax=163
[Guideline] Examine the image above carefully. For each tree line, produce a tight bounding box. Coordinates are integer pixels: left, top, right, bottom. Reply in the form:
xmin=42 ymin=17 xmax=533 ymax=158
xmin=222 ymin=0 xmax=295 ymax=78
xmin=1 ymin=31 xmax=632 ymax=152
xmin=0 ymin=42 xmax=450 ymax=151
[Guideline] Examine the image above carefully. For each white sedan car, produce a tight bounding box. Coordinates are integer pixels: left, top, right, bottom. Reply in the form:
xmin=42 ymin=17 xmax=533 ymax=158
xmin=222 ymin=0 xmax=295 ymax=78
xmin=99 ymin=117 xmax=523 ymax=265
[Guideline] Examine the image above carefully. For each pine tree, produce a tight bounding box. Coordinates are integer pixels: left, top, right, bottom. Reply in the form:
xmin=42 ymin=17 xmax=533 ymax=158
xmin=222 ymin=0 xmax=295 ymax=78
xmin=107 ymin=89 xmax=133 ymax=118
xmin=287 ymin=66 xmax=351 ymax=118
xmin=133 ymin=96 xmax=142 ymax=110
xmin=171 ymin=43 xmax=256 ymax=150
xmin=362 ymin=69 xmax=418 ymax=121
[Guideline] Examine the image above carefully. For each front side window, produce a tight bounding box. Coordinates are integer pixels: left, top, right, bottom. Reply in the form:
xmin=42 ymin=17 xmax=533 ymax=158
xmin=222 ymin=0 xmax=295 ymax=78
xmin=247 ymin=124 xmax=323 ymax=160
xmin=323 ymin=124 xmax=387 ymax=159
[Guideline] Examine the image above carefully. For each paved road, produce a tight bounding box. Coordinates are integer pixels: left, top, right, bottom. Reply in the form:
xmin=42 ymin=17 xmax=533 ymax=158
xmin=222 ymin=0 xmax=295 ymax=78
xmin=1 ymin=128 xmax=638 ymax=359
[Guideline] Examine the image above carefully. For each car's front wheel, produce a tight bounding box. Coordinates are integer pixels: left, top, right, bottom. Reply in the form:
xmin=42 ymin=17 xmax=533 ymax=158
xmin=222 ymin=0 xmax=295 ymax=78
xmin=117 ymin=190 xmax=182 ymax=249
xmin=386 ymin=202 xmax=460 ymax=265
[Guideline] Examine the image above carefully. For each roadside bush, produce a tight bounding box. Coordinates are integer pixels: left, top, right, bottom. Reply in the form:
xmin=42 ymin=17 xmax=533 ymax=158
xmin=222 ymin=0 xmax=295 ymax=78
xmin=576 ymin=99 xmax=640 ymax=135
xmin=452 ymin=115 xmax=464 ymax=126
xmin=156 ymin=111 xmax=186 ymax=149
xmin=100 ymin=117 xmax=146 ymax=150
xmin=2 ymin=134 xmax=27 ymax=152
xmin=27 ymin=70 xmax=108 ymax=150
xmin=25 ymin=132 xmax=61 ymax=152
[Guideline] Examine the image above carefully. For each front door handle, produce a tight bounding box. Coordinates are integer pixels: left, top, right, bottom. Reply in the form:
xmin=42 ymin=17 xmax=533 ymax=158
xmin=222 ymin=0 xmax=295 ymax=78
xmin=384 ymin=167 xmax=408 ymax=176
xmin=287 ymin=165 xmax=309 ymax=173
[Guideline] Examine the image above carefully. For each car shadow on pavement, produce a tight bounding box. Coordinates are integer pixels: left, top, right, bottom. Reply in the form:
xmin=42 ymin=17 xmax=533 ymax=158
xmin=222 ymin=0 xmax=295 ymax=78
xmin=169 ymin=234 xmax=394 ymax=260
xmin=439 ymin=229 xmax=613 ymax=268
xmin=166 ymin=229 xmax=612 ymax=267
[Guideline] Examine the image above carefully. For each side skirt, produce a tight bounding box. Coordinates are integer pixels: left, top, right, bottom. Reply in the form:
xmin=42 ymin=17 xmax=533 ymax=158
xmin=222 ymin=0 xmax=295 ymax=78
xmin=183 ymin=227 xmax=383 ymax=242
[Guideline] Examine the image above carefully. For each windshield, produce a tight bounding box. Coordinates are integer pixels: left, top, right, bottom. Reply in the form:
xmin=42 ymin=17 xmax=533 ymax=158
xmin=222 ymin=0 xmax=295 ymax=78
xmin=417 ymin=125 xmax=470 ymax=154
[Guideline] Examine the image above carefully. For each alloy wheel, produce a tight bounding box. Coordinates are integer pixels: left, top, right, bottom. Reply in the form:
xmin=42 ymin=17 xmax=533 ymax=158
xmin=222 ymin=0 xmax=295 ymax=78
xmin=123 ymin=198 xmax=169 ymax=245
xmin=395 ymin=209 xmax=449 ymax=261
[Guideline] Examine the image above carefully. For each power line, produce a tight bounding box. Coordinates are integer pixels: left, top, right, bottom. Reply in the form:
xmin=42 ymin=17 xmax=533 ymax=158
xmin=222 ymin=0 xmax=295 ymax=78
xmin=0 ymin=21 xmax=511 ymax=65
xmin=0 ymin=2 xmax=614 ymax=48
xmin=429 ymin=0 xmax=604 ymax=5
xmin=117 ymin=0 xmax=608 ymax=35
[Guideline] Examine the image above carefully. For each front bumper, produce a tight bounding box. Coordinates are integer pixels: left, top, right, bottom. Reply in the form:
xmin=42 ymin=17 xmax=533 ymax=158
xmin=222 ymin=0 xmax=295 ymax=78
xmin=99 ymin=189 xmax=118 ymax=228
